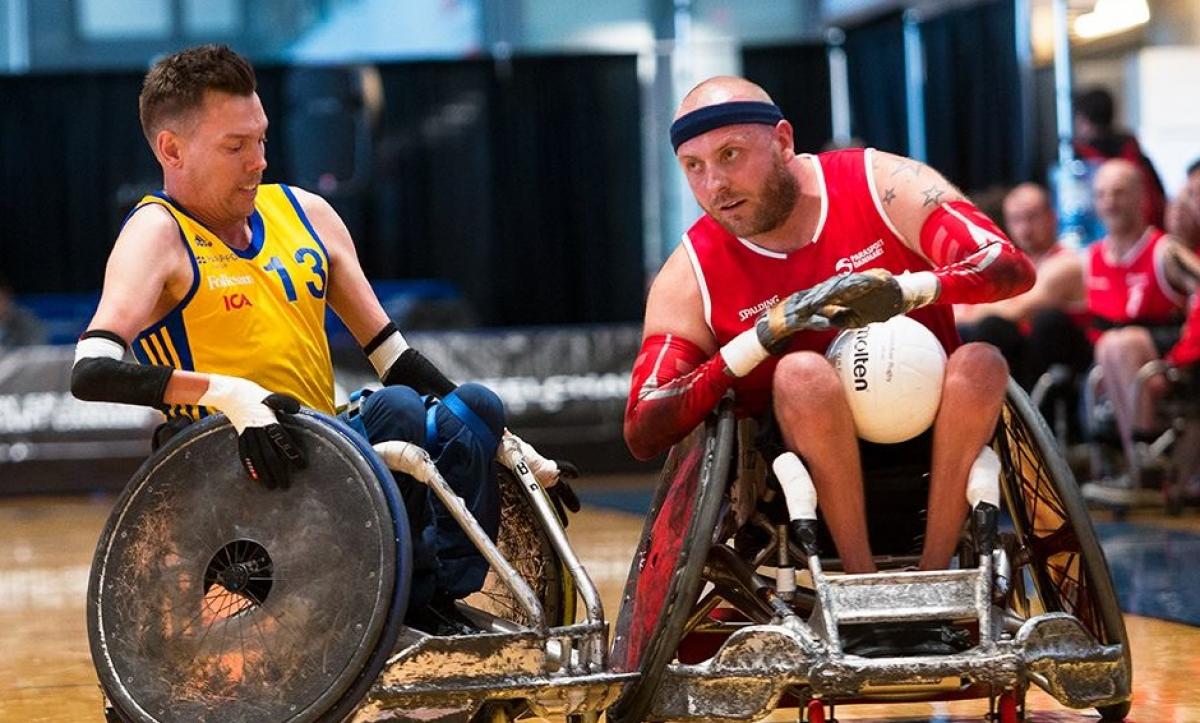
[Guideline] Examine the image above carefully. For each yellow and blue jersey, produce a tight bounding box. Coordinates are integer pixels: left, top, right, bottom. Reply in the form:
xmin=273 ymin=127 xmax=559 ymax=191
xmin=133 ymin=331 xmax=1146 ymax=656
xmin=130 ymin=184 xmax=336 ymax=419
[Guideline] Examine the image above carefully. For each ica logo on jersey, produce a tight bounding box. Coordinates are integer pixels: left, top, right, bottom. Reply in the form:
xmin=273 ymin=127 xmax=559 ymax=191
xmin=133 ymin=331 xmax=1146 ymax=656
xmin=223 ymin=293 xmax=254 ymax=311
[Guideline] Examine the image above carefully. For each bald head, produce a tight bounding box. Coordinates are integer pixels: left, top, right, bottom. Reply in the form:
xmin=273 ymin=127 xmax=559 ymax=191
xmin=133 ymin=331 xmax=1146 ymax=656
xmin=675 ymin=76 xmax=774 ymax=120
xmin=1094 ymin=159 xmax=1143 ymax=195
xmin=1002 ymin=183 xmax=1057 ymax=256
xmin=1094 ymin=159 xmax=1146 ymax=237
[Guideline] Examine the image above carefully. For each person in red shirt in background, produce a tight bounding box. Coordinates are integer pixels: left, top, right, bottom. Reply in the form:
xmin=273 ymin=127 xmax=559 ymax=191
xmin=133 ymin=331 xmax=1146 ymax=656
xmin=623 ymin=76 xmax=1034 ymax=581
xmin=956 ymin=183 xmax=1089 ymax=390
xmin=1074 ymin=87 xmax=1166 ymax=229
xmin=1082 ymin=160 xmax=1193 ymax=504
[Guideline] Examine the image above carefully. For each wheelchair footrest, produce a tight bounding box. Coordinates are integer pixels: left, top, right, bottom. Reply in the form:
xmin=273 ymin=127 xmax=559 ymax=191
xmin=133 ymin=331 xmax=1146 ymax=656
xmin=361 ymin=623 xmax=636 ymax=719
xmin=646 ymin=613 xmax=1129 ymax=721
xmin=820 ymin=569 xmax=985 ymax=625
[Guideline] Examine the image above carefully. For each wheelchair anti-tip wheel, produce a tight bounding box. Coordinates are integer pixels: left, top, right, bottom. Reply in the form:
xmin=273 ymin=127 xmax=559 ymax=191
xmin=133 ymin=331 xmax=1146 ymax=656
xmin=88 ymin=412 xmax=411 ymax=723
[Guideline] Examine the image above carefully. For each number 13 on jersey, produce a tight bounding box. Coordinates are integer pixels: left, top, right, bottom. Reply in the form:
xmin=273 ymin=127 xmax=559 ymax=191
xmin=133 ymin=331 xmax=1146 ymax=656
xmin=264 ymin=248 xmax=327 ymax=302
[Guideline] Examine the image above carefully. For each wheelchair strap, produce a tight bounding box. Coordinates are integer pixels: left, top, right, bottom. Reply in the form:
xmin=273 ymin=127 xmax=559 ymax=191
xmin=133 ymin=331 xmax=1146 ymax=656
xmin=430 ymin=390 xmax=499 ymax=455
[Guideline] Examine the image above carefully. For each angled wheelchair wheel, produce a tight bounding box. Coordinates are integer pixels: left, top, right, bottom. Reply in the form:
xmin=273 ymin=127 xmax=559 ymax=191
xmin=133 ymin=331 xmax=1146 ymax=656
xmin=463 ymin=466 xmax=574 ymax=628
xmin=994 ymin=381 xmax=1132 ymax=719
xmin=89 ymin=412 xmax=411 ymax=723
xmin=607 ymin=398 xmax=737 ymax=723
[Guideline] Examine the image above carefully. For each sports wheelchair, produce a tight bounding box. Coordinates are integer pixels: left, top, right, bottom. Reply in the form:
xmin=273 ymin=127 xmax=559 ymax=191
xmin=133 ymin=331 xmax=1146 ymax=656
xmin=87 ymin=389 xmax=1131 ymax=723
xmin=87 ymin=411 xmax=633 ymax=723
xmin=1082 ymin=360 xmax=1200 ymax=516
xmin=607 ymin=383 xmax=1132 ymax=723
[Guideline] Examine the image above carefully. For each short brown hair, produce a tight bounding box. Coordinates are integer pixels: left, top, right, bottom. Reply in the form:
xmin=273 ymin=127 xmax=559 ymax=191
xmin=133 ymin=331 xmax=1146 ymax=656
xmin=138 ymin=44 xmax=257 ymax=145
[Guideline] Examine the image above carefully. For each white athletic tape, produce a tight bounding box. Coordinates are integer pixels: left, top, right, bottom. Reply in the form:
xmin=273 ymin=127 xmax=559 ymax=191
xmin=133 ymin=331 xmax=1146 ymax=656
xmin=966 ymin=445 xmax=1001 ymax=508
xmin=720 ymin=327 xmax=771 ymax=377
xmin=197 ymin=374 xmax=277 ymax=434
xmin=368 ymin=330 xmax=411 ymax=379
xmin=372 ymin=440 xmax=437 ymax=483
xmin=773 ymin=452 xmax=818 ymax=521
xmin=504 ymin=432 xmax=561 ymax=487
xmin=74 ymin=335 xmax=124 ymax=364
xmin=895 ymin=270 xmax=940 ymax=308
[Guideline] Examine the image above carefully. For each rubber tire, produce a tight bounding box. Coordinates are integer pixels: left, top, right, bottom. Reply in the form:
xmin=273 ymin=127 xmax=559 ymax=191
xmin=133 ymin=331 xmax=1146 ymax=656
xmin=607 ymin=398 xmax=737 ymax=723
xmin=995 ymin=382 xmax=1132 ymax=718
xmin=91 ymin=411 xmax=411 ymax=723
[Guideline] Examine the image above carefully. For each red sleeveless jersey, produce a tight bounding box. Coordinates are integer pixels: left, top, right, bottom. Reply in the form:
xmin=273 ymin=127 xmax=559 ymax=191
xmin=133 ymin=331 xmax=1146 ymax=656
xmin=681 ymin=148 xmax=959 ymax=416
xmin=1085 ymin=226 xmax=1184 ymax=328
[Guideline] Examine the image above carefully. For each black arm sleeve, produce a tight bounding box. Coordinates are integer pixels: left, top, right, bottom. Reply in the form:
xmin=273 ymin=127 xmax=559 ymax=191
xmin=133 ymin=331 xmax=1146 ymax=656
xmin=381 ymin=348 xmax=457 ymax=398
xmin=364 ymin=322 xmax=457 ymax=398
xmin=71 ymin=330 xmax=173 ymax=407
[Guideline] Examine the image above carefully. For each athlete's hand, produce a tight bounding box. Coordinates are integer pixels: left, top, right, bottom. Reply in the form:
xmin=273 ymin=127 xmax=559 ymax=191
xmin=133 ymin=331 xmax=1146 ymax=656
xmin=504 ymin=432 xmax=582 ymax=527
xmin=752 ymin=275 xmax=851 ymax=352
xmin=821 ymin=269 xmax=938 ymax=328
xmin=199 ymin=375 xmax=307 ymax=490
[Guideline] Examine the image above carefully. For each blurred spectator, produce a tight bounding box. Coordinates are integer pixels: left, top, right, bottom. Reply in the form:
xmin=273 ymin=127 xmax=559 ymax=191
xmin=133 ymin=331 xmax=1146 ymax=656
xmin=1165 ymin=158 xmax=1200 ymax=250
xmin=1073 ymin=87 xmax=1167 ymax=228
xmin=0 ymin=273 xmax=46 ymax=349
xmin=1083 ymin=160 xmax=1192 ymax=504
xmin=957 ymin=183 xmax=1089 ymax=390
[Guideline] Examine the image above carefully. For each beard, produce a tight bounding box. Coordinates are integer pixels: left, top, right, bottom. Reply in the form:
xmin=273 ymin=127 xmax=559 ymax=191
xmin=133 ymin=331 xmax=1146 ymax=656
xmin=710 ymin=157 xmax=799 ymax=238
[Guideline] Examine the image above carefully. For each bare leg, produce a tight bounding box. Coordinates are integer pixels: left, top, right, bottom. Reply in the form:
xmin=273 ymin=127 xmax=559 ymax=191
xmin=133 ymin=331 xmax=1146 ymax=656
xmin=773 ymin=352 xmax=876 ymax=573
xmin=1095 ymin=327 xmax=1160 ymax=486
xmin=920 ymin=343 xmax=1008 ymax=570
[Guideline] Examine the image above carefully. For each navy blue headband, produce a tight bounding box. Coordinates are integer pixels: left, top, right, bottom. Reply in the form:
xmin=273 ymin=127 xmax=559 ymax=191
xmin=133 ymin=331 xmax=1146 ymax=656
xmin=670 ymin=101 xmax=784 ymax=152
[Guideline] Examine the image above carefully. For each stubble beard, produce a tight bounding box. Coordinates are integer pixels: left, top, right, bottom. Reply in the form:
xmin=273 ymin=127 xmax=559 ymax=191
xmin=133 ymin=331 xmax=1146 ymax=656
xmin=713 ymin=158 xmax=799 ymax=239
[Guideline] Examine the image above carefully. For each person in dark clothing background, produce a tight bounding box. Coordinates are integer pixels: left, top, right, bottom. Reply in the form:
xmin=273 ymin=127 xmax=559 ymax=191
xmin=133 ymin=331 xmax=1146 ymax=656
xmin=1073 ymin=86 xmax=1167 ymax=229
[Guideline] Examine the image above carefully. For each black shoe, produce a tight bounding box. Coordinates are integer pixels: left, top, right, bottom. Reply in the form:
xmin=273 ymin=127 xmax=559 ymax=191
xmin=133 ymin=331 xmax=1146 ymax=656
xmin=405 ymin=602 xmax=483 ymax=637
xmin=841 ymin=622 xmax=972 ymax=658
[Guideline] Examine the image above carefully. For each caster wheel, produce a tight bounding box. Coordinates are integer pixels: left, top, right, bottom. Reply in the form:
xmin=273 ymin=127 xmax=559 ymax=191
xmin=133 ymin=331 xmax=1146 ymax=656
xmin=806 ymin=699 xmax=826 ymax=723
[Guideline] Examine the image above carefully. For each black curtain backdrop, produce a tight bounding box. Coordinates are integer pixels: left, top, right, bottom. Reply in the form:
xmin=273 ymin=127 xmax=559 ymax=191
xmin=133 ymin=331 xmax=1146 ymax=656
xmin=0 ymin=56 xmax=644 ymax=326
xmin=843 ymin=11 xmax=907 ymax=155
xmin=0 ymin=65 xmax=286 ymax=295
xmin=921 ymin=0 xmax=1021 ymax=192
xmin=741 ymin=43 xmax=832 ymax=154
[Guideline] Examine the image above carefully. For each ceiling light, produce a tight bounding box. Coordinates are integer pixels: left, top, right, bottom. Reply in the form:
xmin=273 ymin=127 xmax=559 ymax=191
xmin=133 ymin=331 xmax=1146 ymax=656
xmin=1074 ymin=0 xmax=1150 ymax=39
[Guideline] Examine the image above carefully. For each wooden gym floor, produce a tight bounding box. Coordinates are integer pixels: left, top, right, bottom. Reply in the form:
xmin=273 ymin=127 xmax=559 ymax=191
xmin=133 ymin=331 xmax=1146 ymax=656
xmin=1 ymin=475 xmax=1197 ymax=722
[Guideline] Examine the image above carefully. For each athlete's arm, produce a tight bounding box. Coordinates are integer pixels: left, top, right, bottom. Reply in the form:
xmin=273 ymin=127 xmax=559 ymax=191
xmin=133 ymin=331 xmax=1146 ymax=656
xmin=871 ymin=151 xmax=1035 ymax=305
xmin=957 ymin=251 xmax=1085 ymax=323
xmin=75 ymin=204 xmax=200 ymax=407
xmin=623 ymin=247 xmax=734 ymax=460
xmin=292 ymin=187 xmax=455 ymax=396
xmin=1160 ymin=235 xmax=1199 ymax=298
xmin=73 ymin=204 xmax=305 ymax=488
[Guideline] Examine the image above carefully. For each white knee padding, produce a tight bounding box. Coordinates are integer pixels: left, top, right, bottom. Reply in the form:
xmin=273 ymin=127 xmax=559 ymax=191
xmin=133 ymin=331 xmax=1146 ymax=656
xmin=966 ymin=445 xmax=1001 ymax=509
xmin=773 ymin=452 xmax=818 ymax=521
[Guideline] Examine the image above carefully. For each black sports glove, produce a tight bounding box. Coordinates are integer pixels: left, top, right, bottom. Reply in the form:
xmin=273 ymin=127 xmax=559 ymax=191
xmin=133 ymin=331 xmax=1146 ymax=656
xmin=546 ymin=460 xmax=582 ymax=527
xmin=235 ymin=393 xmax=307 ymax=490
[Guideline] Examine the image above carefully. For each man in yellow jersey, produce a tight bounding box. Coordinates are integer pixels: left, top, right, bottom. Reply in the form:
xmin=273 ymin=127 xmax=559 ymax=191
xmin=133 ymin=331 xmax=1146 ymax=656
xmin=70 ymin=44 xmax=576 ymax=636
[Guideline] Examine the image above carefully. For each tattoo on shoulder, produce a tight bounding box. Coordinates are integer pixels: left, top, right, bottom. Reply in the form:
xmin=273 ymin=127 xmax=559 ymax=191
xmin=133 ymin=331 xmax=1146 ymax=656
xmin=890 ymin=158 xmax=923 ymax=178
xmin=922 ymin=185 xmax=946 ymax=207
xmin=882 ymin=187 xmax=897 ymax=206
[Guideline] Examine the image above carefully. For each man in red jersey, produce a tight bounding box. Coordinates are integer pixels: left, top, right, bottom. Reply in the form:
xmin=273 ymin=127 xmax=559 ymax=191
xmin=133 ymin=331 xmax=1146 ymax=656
xmin=956 ymin=183 xmax=1089 ymax=389
xmin=624 ymin=76 xmax=1033 ymax=575
xmin=1082 ymin=160 xmax=1193 ymax=505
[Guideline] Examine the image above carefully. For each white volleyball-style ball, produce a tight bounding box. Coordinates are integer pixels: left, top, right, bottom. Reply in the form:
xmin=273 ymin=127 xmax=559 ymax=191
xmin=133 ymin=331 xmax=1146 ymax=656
xmin=825 ymin=315 xmax=947 ymax=444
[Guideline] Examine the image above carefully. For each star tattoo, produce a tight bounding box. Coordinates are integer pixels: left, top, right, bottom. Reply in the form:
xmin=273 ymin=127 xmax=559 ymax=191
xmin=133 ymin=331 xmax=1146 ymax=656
xmin=882 ymin=187 xmax=896 ymax=205
xmin=922 ymin=185 xmax=946 ymax=207
xmin=890 ymin=159 xmax=922 ymax=178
